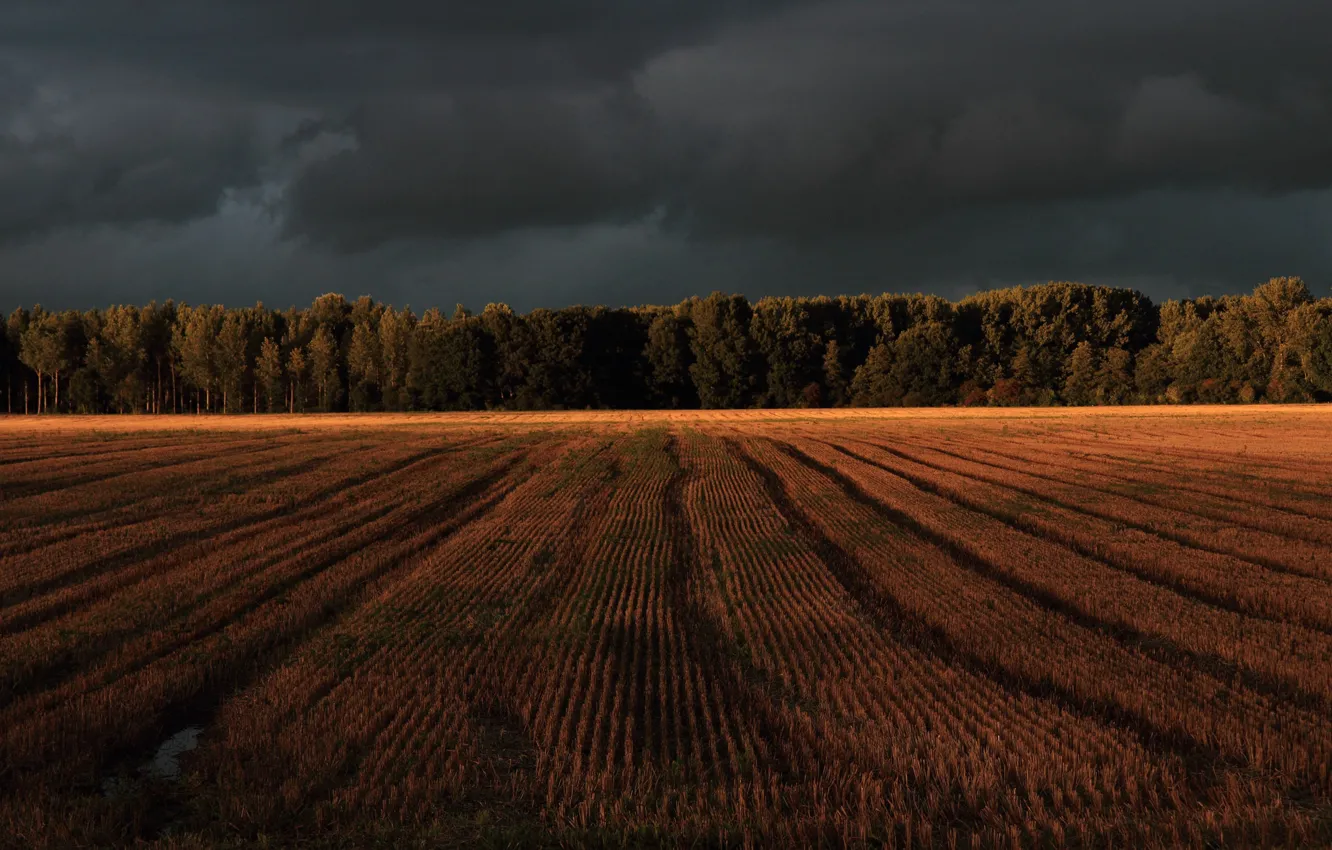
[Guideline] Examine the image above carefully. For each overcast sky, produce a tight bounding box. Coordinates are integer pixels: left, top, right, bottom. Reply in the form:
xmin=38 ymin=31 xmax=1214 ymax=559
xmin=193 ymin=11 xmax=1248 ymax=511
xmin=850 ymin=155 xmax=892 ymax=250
xmin=2 ymin=1 xmax=1330 ymax=312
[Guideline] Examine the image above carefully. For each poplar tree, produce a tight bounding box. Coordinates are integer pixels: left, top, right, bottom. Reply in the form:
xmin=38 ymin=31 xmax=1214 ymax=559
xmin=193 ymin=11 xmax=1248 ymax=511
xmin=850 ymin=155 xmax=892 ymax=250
xmin=348 ymin=320 xmax=382 ymax=411
xmin=287 ymin=346 xmax=307 ymax=413
xmin=307 ymin=326 xmax=339 ymax=412
xmin=256 ymin=338 xmax=285 ymax=412
xmin=216 ymin=312 xmax=249 ymax=413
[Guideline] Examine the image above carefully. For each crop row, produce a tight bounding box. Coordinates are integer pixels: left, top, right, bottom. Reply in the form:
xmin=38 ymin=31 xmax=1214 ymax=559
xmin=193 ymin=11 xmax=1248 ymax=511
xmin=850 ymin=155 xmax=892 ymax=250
xmin=1 ymin=420 xmax=1328 ymax=848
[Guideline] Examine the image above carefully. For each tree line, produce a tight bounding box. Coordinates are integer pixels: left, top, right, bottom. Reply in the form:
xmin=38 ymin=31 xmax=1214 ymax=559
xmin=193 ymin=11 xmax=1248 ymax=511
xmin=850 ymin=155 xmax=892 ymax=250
xmin=2 ymin=278 xmax=1330 ymax=414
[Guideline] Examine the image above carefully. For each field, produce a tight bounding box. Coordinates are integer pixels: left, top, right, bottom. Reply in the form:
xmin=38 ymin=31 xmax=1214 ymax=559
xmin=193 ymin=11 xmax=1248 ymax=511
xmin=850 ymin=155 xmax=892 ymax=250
xmin=2 ymin=407 xmax=1331 ymax=848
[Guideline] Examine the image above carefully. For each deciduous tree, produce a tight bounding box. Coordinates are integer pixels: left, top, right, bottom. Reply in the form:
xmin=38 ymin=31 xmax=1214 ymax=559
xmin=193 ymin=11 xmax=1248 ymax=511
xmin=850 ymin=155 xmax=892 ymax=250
xmin=256 ymin=338 xmax=285 ymax=412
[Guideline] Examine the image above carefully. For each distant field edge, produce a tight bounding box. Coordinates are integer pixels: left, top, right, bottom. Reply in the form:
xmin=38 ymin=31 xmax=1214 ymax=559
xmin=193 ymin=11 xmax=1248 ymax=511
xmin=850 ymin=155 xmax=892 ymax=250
xmin=1 ymin=404 xmax=1330 ymax=433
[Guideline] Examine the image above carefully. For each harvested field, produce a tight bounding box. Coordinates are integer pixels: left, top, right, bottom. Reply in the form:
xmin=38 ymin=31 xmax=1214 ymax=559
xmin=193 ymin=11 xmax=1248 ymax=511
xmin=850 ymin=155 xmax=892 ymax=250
xmin=1 ymin=407 xmax=1330 ymax=848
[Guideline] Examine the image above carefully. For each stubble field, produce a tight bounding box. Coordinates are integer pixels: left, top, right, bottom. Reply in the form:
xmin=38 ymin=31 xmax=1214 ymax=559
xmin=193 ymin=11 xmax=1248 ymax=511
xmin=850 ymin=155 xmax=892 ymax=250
xmin=1 ymin=407 xmax=1331 ymax=848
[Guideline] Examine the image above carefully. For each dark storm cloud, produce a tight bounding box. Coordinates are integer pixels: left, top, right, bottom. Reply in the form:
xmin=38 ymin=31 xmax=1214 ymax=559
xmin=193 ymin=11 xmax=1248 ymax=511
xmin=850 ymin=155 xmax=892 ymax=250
xmin=1 ymin=1 xmax=801 ymax=92
xmin=269 ymin=0 xmax=1332 ymax=248
xmin=8 ymin=187 xmax=1329 ymax=314
xmin=282 ymin=88 xmax=674 ymax=248
xmin=0 ymin=64 xmax=265 ymax=242
xmin=0 ymin=0 xmax=1330 ymax=307
xmin=0 ymin=0 xmax=801 ymax=245
xmin=631 ymin=0 xmax=1332 ymax=238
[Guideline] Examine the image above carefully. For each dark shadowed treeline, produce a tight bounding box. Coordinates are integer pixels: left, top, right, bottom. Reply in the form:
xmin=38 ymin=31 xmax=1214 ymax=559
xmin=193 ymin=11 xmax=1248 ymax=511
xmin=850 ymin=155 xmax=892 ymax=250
xmin=2 ymin=278 xmax=1330 ymax=413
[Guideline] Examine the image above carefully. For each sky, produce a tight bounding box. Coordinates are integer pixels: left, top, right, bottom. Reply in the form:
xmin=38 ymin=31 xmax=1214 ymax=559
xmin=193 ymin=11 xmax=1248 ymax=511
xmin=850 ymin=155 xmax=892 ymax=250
xmin=1 ymin=1 xmax=1331 ymax=312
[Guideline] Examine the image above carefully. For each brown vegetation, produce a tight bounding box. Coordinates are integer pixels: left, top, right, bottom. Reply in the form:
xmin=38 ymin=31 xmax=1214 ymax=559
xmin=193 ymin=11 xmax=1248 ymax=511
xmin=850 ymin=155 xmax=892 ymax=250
xmin=0 ymin=408 xmax=1330 ymax=848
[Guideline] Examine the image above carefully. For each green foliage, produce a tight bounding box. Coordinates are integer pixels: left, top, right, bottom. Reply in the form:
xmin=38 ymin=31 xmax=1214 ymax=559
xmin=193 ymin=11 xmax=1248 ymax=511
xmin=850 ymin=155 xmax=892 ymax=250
xmin=851 ymin=321 xmax=959 ymax=406
xmin=377 ymin=306 xmax=414 ymax=410
xmin=408 ymin=313 xmax=494 ymax=410
xmin=644 ymin=311 xmax=695 ymax=408
xmin=688 ymin=292 xmax=762 ymax=409
xmin=1062 ymin=342 xmax=1099 ymax=406
xmin=307 ymin=325 xmax=340 ymax=412
xmin=256 ymin=338 xmax=284 ymax=412
xmin=7 ymin=277 xmax=1331 ymax=413
xmin=751 ymin=297 xmax=823 ymax=407
xmin=347 ymin=320 xmax=383 ymax=411
xmin=822 ymin=340 xmax=848 ymax=407
xmin=216 ymin=312 xmax=249 ymax=413
xmin=286 ymin=346 xmax=308 ymax=413
xmin=173 ymin=305 xmax=221 ymax=411
xmin=1096 ymin=347 xmax=1134 ymax=404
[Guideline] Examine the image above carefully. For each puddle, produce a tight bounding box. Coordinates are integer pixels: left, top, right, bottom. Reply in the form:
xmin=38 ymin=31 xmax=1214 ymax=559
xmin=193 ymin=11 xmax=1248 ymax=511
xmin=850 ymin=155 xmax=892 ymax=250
xmin=146 ymin=726 xmax=202 ymax=780
xmin=102 ymin=726 xmax=202 ymax=797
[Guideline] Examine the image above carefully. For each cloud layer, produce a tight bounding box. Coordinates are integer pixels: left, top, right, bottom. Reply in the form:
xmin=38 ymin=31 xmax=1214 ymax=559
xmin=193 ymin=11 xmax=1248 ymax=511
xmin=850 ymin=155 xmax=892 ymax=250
xmin=1 ymin=1 xmax=1330 ymax=308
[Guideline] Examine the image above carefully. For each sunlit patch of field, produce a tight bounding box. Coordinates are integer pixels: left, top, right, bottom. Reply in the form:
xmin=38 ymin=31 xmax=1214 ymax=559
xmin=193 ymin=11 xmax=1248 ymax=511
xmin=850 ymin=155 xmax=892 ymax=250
xmin=1 ymin=406 xmax=1330 ymax=848
xmin=2 ymin=402 xmax=1330 ymax=429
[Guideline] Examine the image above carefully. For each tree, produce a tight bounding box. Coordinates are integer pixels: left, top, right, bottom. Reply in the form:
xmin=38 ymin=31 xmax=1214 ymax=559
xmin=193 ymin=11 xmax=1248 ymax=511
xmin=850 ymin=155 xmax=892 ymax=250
xmin=1062 ymin=341 xmax=1099 ymax=406
xmin=19 ymin=311 xmax=65 ymax=413
xmin=689 ymin=293 xmax=761 ymax=409
xmin=1134 ymin=343 xmax=1172 ymax=403
xmin=0 ymin=316 xmax=13 ymax=414
xmin=7 ymin=310 xmax=34 ymax=413
xmin=1250 ymin=277 xmax=1312 ymax=346
xmin=585 ymin=308 xmax=649 ymax=409
xmin=348 ymin=319 xmax=382 ymax=412
xmin=1095 ymin=347 xmax=1134 ymax=404
xmin=378 ymin=307 xmax=414 ymax=411
xmin=1171 ymin=318 xmax=1233 ymax=403
xmin=287 ymin=346 xmax=308 ymax=413
xmin=752 ymin=297 xmax=821 ymax=407
xmin=140 ymin=301 xmax=176 ymax=413
xmin=256 ymin=338 xmax=285 ymax=412
xmin=480 ymin=303 xmax=532 ymax=408
xmin=5 ymin=276 xmax=1332 ymax=414
xmin=75 ymin=330 xmax=111 ymax=414
xmin=850 ymin=322 xmax=958 ymax=407
xmin=822 ymin=340 xmax=848 ymax=407
xmin=309 ymin=292 xmax=351 ymax=329
xmin=1285 ymin=303 xmax=1332 ymax=400
xmin=1249 ymin=278 xmax=1315 ymax=402
xmin=519 ymin=308 xmax=593 ymax=409
xmin=960 ymin=282 xmax=1156 ymax=398
xmin=174 ymin=305 xmax=220 ymax=412
xmin=307 ymin=325 xmax=340 ymax=412
xmin=1006 ymin=346 xmax=1055 ymax=406
xmin=96 ymin=306 xmax=144 ymax=413
xmin=409 ymin=314 xmax=493 ymax=410
xmin=216 ymin=312 xmax=249 ymax=413
xmin=849 ymin=343 xmax=897 ymax=407
xmin=644 ymin=312 xmax=695 ymax=408
xmin=53 ymin=311 xmax=89 ymax=413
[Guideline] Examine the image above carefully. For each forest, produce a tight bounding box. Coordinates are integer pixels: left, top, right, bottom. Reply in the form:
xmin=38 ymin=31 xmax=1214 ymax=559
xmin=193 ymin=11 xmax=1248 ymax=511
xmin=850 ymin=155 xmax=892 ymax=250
xmin=2 ymin=277 xmax=1330 ymax=414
